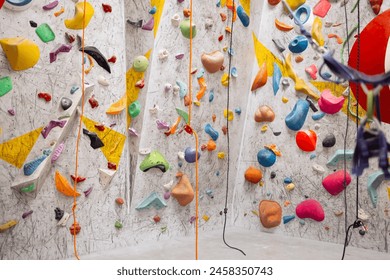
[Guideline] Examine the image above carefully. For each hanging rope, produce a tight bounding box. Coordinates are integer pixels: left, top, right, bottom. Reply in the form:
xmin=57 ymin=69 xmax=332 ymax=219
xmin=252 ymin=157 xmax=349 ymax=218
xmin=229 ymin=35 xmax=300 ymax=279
xmin=71 ymin=0 xmax=88 ymax=260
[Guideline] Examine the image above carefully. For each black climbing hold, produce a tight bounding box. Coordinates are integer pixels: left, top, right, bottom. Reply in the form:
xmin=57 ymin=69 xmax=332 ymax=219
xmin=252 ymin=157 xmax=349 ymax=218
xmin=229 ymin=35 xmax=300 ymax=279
xmin=270 ymin=171 xmax=276 ymax=179
xmin=322 ymin=133 xmax=336 ymax=148
xmin=306 ymin=96 xmax=318 ymax=112
xmin=79 ymin=46 xmax=111 ymax=74
xmin=304 ymin=195 xmax=309 ymax=199
xmin=127 ymin=19 xmax=143 ymax=27
xmin=29 ymin=20 xmax=38 ymax=28
xmin=54 ymin=207 xmax=64 ymax=220
xmin=272 ymin=38 xmax=285 ymax=53
xmin=83 ymin=129 xmax=104 ymax=149
xmin=60 ymin=97 xmax=72 ymax=110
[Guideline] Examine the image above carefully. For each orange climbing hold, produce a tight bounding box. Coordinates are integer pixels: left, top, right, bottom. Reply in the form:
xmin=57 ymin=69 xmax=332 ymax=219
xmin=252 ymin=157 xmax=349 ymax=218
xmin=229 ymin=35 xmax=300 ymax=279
xmin=196 ymin=77 xmax=207 ymax=100
xmin=165 ymin=116 xmax=181 ymax=136
xmin=259 ymin=200 xmax=282 ymax=228
xmin=251 ymin=62 xmax=267 ymax=91
xmin=328 ymin=33 xmax=343 ymax=44
xmin=206 ymin=139 xmax=216 ymax=151
xmin=171 ymin=173 xmax=194 ymax=206
xmin=244 ymin=166 xmax=263 ymax=184
xmin=106 ymin=94 xmax=126 ymax=115
xmin=55 ymin=171 xmax=80 ymax=197
xmin=274 ymin=18 xmax=294 ymax=31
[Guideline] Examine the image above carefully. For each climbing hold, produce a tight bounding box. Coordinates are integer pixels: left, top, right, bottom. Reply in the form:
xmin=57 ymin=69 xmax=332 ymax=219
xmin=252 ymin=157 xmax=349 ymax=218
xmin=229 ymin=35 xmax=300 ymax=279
xmin=272 ymin=38 xmax=285 ymax=53
xmin=142 ymin=17 xmax=154 ymax=31
xmin=313 ymin=0 xmax=331 ymax=17
xmin=70 ymin=175 xmax=86 ymax=183
xmin=114 ymin=221 xmax=123 ymax=229
xmin=88 ymin=95 xmax=99 ymax=108
xmin=318 ymin=89 xmax=345 ymax=114
xmin=285 ymin=0 xmax=306 ymax=10
xmin=224 ymin=109 xmax=234 ymax=121
xmin=22 ymin=210 xmax=33 ymax=219
xmin=237 ymin=5 xmax=249 ymax=27
xmin=286 ymin=183 xmax=295 ymax=191
xmin=217 ymin=152 xmax=225 ymax=159
xmin=60 ymin=97 xmax=72 ymax=111
xmin=180 ymin=19 xmax=196 ymax=39
xmin=128 ymin=100 xmax=141 ymax=118
xmin=296 ymin=130 xmax=317 ymax=152
xmin=20 ymin=183 xmax=35 ymax=193
xmin=0 ymin=220 xmax=18 ymax=232
xmin=204 ymin=123 xmax=219 ymax=141
xmin=254 ymin=105 xmax=275 ymax=123
xmin=293 ymin=4 xmax=313 ymax=34
xmin=312 ymin=163 xmax=325 ymax=174
xmin=127 ymin=19 xmax=143 ymax=28
xmin=311 ymin=17 xmax=325 ymax=47
xmin=322 ymin=133 xmax=336 ymax=148
xmin=275 ymin=18 xmax=294 ymax=31
xmin=50 ymin=44 xmax=72 ymax=63
xmin=367 ymin=171 xmax=385 ymax=208
xmin=70 ymin=86 xmax=79 ymax=95
xmin=81 ymin=46 xmax=111 ymax=73
xmin=283 ymin=215 xmax=295 ymax=224
xmin=230 ymin=67 xmax=238 ymax=78
xmin=41 ymin=120 xmax=66 ymax=138
xmin=7 ymin=108 xmax=15 ymax=116
xmin=259 ymin=200 xmax=282 ymax=228
xmin=0 ymin=37 xmax=40 ymax=71
xmin=102 ymin=3 xmax=112 ymax=13
xmin=29 ymin=20 xmax=38 ymax=28
xmin=65 ymin=1 xmax=94 ymax=29
xmin=209 ymin=89 xmax=214 ymax=102
xmin=176 ymin=80 xmax=187 ymax=98
xmin=70 ymin=222 xmax=81 ymax=235
xmin=221 ymin=73 xmax=229 ymax=87
xmin=184 ymin=147 xmax=200 ymax=163
xmin=206 ymin=139 xmax=216 ymax=151
xmin=257 ymin=148 xmax=276 ymax=167
xmin=322 ymin=170 xmax=351 ymax=196
xmin=296 ymin=199 xmax=324 ymax=221
xmin=136 ymin=192 xmax=167 ymax=210
xmin=49 ymin=141 xmax=64 ymax=163
xmin=35 ymin=23 xmax=56 ymax=43
xmin=251 ymin=62 xmax=267 ymax=91
xmin=305 ymin=64 xmax=318 ymax=80
xmin=171 ymin=13 xmax=181 ymax=27
xmin=0 ymin=76 xmax=12 ymax=97
xmin=272 ymin=63 xmax=282 ymax=96
xmin=98 ymin=75 xmax=109 ymax=86
xmin=171 ymin=173 xmax=194 ymax=206
xmin=54 ymin=6 xmax=64 ymax=17
xmin=156 ymin=120 xmax=169 ymax=131
xmin=83 ymin=187 xmax=93 ymax=197
xmin=369 ymin=0 xmax=383 ymax=15
xmin=128 ymin=127 xmax=139 ymax=137
xmin=285 ymin=99 xmax=310 ymax=131
xmin=288 ymin=35 xmax=308 ymax=53
xmin=38 ymin=92 xmax=52 ymax=102
xmin=83 ymin=129 xmax=104 ymax=149
xmin=234 ymin=108 xmax=241 ymax=115
xmin=284 ymin=177 xmax=293 ymax=184
xmin=98 ymin=168 xmax=116 ymax=187
xmin=43 ymin=1 xmax=58 ymax=10
xmin=116 ymin=197 xmax=124 ymax=205
xmin=55 ymin=207 xmax=64 ymax=220
xmin=140 ymin=151 xmax=169 ymax=173
xmin=268 ymin=0 xmax=281 ymax=5
xmin=55 ymin=171 xmax=81 ymax=197
xmin=244 ymin=166 xmax=263 ymax=184
xmin=270 ymin=171 xmax=276 ymax=179
xmin=326 ymin=149 xmax=353 ymax=166
xmin=312 ymin=111 xmax=325 ymax=121
xmin=106 ymin=95 xmax=126 ymax=115
xmin=201 ymin=51 xmax=224 ymax=74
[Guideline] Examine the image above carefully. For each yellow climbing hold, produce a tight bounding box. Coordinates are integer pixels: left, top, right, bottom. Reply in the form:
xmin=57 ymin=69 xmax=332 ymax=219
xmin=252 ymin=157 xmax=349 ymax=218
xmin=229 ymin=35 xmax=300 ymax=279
xmin=106 ymin=94 xmax=127 ymax=115
xmin=217 ymin=152 xmax=225 ymax=159
xmin=285 ymin=0 xmax=306 ymax=10
xmin=0 ymin=127 xmax=43 ymax=168
xmin=193 ymin=101 xmax=201 ymax=106
xmin=286 ymin=183 xmax=295 ymax=191
xmin=0 ymin=220 xmax=18 ymax=232
xmin=259 ymin=180 xmax=264 ymax=187
xmin=0 ymin=38 xmax=40 ymax=71
xmin=312 ymin=17 xmax=325 ymax=47
xmin=261 ymin=125 xmax=268 ymax=132
xmin=251 ymin=210 xmax=259 ymax=216
xmin=282 ymin=96 xmax=289 ymax=103
xmin=221 ymin=73 xmax=229 ymax=87
xmin=223 ymin=109 xmax=234 ymax=121
xmin=65 ymin=1 xmax=94 ymax=30
xmin=387 ymin=186 xmax=390 ymax=200
xmin=202 ymin=215 xmax=210 ymax=222
xmin=55 ymin=171 xmax=81 ymax=197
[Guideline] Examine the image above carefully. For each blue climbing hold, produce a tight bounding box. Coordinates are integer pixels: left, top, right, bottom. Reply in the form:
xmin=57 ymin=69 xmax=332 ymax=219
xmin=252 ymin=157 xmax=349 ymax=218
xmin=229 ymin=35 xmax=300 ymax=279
xmin=312 ymin=111 xmax=326 ymax=121
xmin=196 ymin=68 xmax=205 ymax=79
xmin=272 ymin=62 xmax=282 ymax=96
xmin=237 ymin=5 xmax=250 ymax=27
xmin=235 ymin=107 xmax=241 ymax=115
xmin=70 ymin=86 xmax=79 ymax=94
xmin=288 ymin=35 xmax=309 ymax=53
xmin=284 ymin=177 xmax=293 ymax=184
xmin=209 ymin=90 xmax=214 ymax=102
xmin=326 ymin=149 xmax=354 ymax=166
xmin=285 ymin=99 xmax=310 ymax=131
xmin=149 ymin=6 xmax=157 ymax=14
xmin=205 ymin=123 xmax=219 ymax=141
xmin=184 ymin=147 xmax=201 ymax=163
xmin=135 ymin=192 xmax=167 ymax=210
xmin=257 ymin=148 xmax=277 ymax=167
xmin=294 ymin=4 xmax=311 ymax=26
xmin=283 ymin=215 xmax=295 ymax=224
xmin=176 ymin=80 xmax=187 ymax=99
xmin=230 ymin=67 xmax=238 ymax=78
xmin=367 ymin=171 xmax=385 ymax=208
xmin=310 ymin=153 xmax=316 ymax=160
xmin=299 ymin=219 xmax=306 ymax=225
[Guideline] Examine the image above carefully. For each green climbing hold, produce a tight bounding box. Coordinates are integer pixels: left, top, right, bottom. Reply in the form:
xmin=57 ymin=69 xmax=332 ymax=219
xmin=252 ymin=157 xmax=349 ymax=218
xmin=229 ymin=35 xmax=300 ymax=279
xmin=133 ymin=55 xmax=149 ymax=72
xmin=0 ymin=76 xmax=12 ymax=97
xmin=180 ymin=19 xmax=197 ymax=39
xmin=140 ymin=150 xmax=169 ymax=173
xmin=176 ymin=107 xmax=189 ymax=124
xmin=115 ymin=221 xmax=123 ymax=229
xmin=35 ymin=23 xmax=55 ymax=43
xmin=20 ymin=183 xmax=36 ymax=193
xmin=128 ymin=100 xmax=141 ymax=118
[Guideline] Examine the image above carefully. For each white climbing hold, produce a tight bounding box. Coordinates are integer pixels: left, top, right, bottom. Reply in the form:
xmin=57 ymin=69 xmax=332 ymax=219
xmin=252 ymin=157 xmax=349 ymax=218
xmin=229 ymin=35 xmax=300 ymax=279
xmin=149 ymin=104 xmax=161 ymax=114
xmin=139 ymin=148 xmax=151 ymax=155
xmin=98 ymin=168 xmax=116 ymax=187
xmin=173 ymin=85 xmax=180 ymax=95
xmin=57 ymin=212 xmax=70 ymax=227
xmin=171 ymin=13 xmax=181 ymax=27
xmin=205 ymin=18 xmax=213 ymax=29
xmin=98 ymin=75 xmax=109 ymax=86
xmin=358 ymin=209 xmax=370 ymax=221
xmin=177 ymin=151 xmax=185 ymax=160
xmin=163 ymin=180 xmax=174 ymax=192
xmin=314 ymin=123 xmax=321 ymax=130
xmin=312 ymin=164 xmax=325 ymax=174
xmin=158 ymin=49 xmax=169 ymax=61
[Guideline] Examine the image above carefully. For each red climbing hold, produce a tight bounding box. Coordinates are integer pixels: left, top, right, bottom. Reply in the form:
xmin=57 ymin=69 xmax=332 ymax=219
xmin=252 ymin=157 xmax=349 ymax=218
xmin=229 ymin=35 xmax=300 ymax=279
xmin=38 ymin=92 xmax=52 ymax=102
xmin=70 ymin=175 xmax=86 ymax=183
xmin=102 ymin=3 xmax=112 ymax=13
xmin=94 ymin=123 xmax=105 ymax=131
xmin=184 ymin=124 xmax=193 ymax=135
xmin=135 ymin=79 xmax=145 ymax=89
xmin=296 ymin=199 xmax=325 ymax=221
xmin=108 ymin=55 xmax=117 ymax=63
xmin=89 ymin=95 xmax=99 ymax=108
xmin=296 ymin=130 xmax=317 ymax=152
xmin=70 ymin=222 xmax=81 ymax=235
xmin=108 ymin=162 xmax=117 ymax=170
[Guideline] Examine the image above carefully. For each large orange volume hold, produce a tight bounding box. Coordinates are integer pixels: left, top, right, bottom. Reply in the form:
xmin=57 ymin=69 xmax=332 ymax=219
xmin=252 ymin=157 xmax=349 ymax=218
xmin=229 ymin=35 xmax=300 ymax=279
xmin=55 ymin=171 xmax=81 ymax=197
xmin=171 ymin=173 xmax=194 ymax=206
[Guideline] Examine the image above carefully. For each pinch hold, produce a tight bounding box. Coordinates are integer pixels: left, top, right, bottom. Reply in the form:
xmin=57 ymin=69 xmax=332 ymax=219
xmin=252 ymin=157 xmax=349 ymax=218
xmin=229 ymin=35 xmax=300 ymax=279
xmin=65 ymin=1 xmax=94 ymax=30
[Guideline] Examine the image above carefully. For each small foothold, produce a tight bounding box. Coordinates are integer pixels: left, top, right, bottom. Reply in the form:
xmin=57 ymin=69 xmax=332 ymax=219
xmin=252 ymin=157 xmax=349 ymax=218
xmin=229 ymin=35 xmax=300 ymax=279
xmin=60 ymin=97 xmax=72 ymax=110
xmin=217 ymin=152 xmax=225 ymax=159
xmin=128 ymin=100 xmax=141 ymax=118
xmin=282 ymin=79 xmax=290 ymax=87
xmin=235 ymin=107 xmax=241 ymax=115
xmin=43 ymin=1 xmax=58 ymax=10
xmin=183 ymin=8 xmax=191 ymax=17
xmin=268 ymin=0 xmax=281 ymax=5
xmin=295 ymin=55 xmax=304 ymax=63
xmin=164 ymin=83 xmax=172 ymax=93
xmin=142 ymin=17 xmax=154 ymax=31
xmin=312 ymin=164 xmax=325 ymax=174
xmin=108 ymin=56 xmax=116 ymax=63
xmin=128 ymin=127 xmax=139 ymax=137
xmin=283 ymin=215 xmax=295 ymax=224
xmin=116 ymin=197 xmax=124 ymax=205
xmin=70 ymin=175 xmax=86 ymax=183
xmin=222 ymin=125 xmax=228 ymax=135
xmin=54 ymin=207 xmax=64 ymax=220
xmin=224 ymin=109 xmax=234 ymax=121
xmin=51 ymin=142 xmax=65 ymax=163
xmin=65 ymin=32 xmax=76 ymax=43
xmin=312 ymin=111 xmax=325 ymax=121
xmin=158 ymin=49 xmax=169 ymax=61
xmin=305 ymin=64 xmax=318 ymax=80
xmin=98 ymin=75 xmax=109 ymax=86
xmin=89 ymin=95 xmax=99 ymax=108
xmin=322 ymin=133 xmax=336 ymax=147
xmin=270 ymin=171 xmax=276 ymax=179
xmin=177 ymin=151 xmax=185 ymax=160
xmin=127 ymin=19 xmax=143 ymax=27
xmin=272 ymin=38 xmax=285 ymax=53
xmin=221 ymin=73 xmax=229 ymax=87
xmin=171 ymin=13 xmax=181 ymax=27
xmin=286 ymin=183 xmax=295 ymax=191
xmin=209 ymin=89 xmax=214 ymax=102
xmin=22 ymin=210 xmax=33 ymax=219
xmin=175 ymin=53 xmax=184 ymax=60
xmin=102 ymin=3 xmax=112 ymax=13
xmin=205 ymin=18 xmax=213 ymax=29
xmin=107 ymin=162 xmax=117 ymax=170
xmin=83 ymin=187 xmax=93 ymax=197
xmin=7 ymin=108 xmax=15 ymax=116
xmin=41 ymin=120 xmax=66 ymax=138
xmin=38 ymin=92 xmax=52 ymax=102
xmin=70 ymin=86 xmax=79 ymax=94
xmin=115 ymin=221 xmax=123 ymax=229
xmin=314 ymin=123 xmax=321 ymax=130
xmin=149 ymin=6 xmax=157 ymax=14
xmin=284 ymin=177 xmax=293 ymax=184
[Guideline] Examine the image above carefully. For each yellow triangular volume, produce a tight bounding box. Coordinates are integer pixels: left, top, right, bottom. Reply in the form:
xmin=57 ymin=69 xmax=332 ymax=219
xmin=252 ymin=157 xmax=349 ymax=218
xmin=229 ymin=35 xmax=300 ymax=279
xmin=82 ymin=116 xmax=126 ymax=166
xmin=126 ymin=49 xmax=152 ymax=128
xmin=106 ymin=93 xmax=127 ymax=115
xmin=252 ymin=32 xmax=286 ymax=77
xmin=151 ymin=0 xmax=166 ymax=38
xmin=240 ymin=0 xmax=250 ymax=16
xmin=0 ymin=127 xmax=43 ymax=168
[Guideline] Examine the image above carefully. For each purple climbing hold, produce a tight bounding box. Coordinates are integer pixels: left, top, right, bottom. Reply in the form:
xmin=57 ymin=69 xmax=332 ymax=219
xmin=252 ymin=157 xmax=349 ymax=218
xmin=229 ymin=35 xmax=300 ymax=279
xmin=156 ymin=119 xmax=170 ymax=130
xmin=41 ymin=120 xmax=67 ymax=139
xmin=142 ymin=17 xmax=154 ymax=31
xmin=50 ymin=44 xmax=72 ymax=63
xmin=42 ymin=0 xmax=59 ymax=10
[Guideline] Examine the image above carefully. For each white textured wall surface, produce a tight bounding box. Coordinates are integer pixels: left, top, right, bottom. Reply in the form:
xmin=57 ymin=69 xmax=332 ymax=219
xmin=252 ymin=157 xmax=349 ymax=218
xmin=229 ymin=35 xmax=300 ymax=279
xmin=1 ymin=0 xmax=389 ymax=260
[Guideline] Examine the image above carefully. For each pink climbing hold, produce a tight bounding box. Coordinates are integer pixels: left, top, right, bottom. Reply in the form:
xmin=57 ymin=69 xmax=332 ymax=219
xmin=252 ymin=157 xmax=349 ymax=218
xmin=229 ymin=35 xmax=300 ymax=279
xmin=322 ymin=170 xmax=351 ymax=196
xmin=296 ymin=199 xmax=325 ymax=221
xmin=313 ymin=0 xmax=331 ymax=18
xmin=318 ymin=89 xmax=345 ymax=114
xmin=142 ymin=18 xmax=154 ymax=31
xmin=305 ymin=64 xmax=318 ymax=80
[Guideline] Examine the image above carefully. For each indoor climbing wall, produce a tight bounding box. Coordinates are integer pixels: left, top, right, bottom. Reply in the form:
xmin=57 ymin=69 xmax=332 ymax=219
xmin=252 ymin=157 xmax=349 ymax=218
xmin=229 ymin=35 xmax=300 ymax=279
xmin=233 ymin=0 xmax=390 ymax=253
xmin=0 ymin=1 xmax=130 ymax=259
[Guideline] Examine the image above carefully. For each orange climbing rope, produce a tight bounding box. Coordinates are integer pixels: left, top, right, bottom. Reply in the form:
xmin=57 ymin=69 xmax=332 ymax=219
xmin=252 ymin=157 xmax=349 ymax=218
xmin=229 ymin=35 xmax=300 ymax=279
xmin=187 ymin=0 xmax=199 ymax=260
xmin=71 ymin=0 xmax=88 ymax=260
